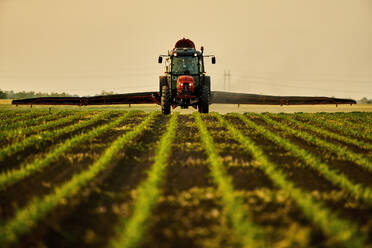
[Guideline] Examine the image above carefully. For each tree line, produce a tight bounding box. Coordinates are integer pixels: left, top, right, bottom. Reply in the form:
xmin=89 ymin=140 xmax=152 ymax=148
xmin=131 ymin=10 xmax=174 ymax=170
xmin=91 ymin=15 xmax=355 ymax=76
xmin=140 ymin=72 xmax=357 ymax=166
xmin=0 ymin=89 xmax=78 ymax=99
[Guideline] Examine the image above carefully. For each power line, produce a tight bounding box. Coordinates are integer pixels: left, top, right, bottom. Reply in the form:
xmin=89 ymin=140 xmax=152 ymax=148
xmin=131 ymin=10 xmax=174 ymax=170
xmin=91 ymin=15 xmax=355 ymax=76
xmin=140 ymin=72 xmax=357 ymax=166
xmin=224 ymin=70 xmax=231 ymax=91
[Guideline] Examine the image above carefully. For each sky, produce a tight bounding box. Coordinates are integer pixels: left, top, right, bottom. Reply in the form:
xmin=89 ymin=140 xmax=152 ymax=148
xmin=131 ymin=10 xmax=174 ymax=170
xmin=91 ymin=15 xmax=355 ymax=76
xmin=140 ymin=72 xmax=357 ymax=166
xmin=0 ymin=0 xmax=371 ymax=99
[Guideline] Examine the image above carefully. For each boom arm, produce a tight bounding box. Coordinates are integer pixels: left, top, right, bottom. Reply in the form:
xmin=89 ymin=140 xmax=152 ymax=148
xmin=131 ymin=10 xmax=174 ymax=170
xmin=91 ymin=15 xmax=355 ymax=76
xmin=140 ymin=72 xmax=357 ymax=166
xmin=211 ymin=91 xmax=356 ymax=105
xmin=12 ymin=92 xmax=160 ymax=106
xmin=11 ymin=91 xmax=356 ymax=106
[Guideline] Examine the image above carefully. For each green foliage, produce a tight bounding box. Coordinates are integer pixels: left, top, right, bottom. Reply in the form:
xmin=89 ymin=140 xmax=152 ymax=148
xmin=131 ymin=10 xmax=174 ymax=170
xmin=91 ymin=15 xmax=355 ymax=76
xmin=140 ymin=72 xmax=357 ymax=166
xmin=261 ymin=114 xmax=372 ymax=173
xmin=194 ymin=112 xmax=265 ymax=248
xmin=0 ymin=110 xmax=89 ymax=143
xmin=0 ymin=90 xmax=7 ymax=99
xmin=0 ymin=111 xmax=159 ymax=247
xmin=216 ymin=113 xmax=367 ymax=248
xmin=0 ymin=111 xmax=135 ymax=190
xmin=0 ymin=110 xmax=51 ymax=127
xmin=280 ymin=113 xmax=372 ymax=150
xmin=0 ymin=110 xmax=371 ymax=247
xmin=109 ymin=112 xmax=178 ymax=248
xmin=293 ymin=113 xmax=372 ymax=142
xmin=0 ymin=110 xmax=75 ymax=132
xmin=0 ymin=111 xmax=107 ymax=163
xmin=314 ymin=112 xmax=372 ymax=140
xmin=235 ymin=113 xmax=372 ymax=204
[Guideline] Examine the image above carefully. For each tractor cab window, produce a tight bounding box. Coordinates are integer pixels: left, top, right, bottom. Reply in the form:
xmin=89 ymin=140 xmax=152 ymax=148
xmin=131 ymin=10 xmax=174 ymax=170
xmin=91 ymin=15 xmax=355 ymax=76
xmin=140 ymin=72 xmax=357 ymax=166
xmin=172 ymin=57 xmax=199 ymax=75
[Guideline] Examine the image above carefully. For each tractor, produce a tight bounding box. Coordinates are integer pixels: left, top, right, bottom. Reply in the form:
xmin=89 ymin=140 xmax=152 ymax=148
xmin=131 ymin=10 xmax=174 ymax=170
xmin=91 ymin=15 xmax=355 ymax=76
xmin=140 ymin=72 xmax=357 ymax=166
xmin=158 ymin=38 xmax=216 ymax=114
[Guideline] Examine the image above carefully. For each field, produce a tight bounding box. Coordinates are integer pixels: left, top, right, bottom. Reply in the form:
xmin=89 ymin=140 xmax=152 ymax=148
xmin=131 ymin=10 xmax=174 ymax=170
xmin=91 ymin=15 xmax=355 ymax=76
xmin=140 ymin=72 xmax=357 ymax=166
xmin=0 ymin=108 xmax=371 ymax=248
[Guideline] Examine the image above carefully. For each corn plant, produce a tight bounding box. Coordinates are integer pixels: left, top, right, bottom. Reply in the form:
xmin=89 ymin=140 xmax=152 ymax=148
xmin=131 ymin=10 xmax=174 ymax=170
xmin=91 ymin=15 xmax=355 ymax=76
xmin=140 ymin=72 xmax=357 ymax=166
xmin=216 ymin=113 xmax=366 ymax=248
xmin=234 ymin=113 xmax=372 ymax=204
xmin=280 ymin=113 xmax=372 ymax=151
xmin=0 ymin=111 xmax=159 ymax=247
xmin=0 ymin=111 xmax=112 ymax=163
xmin=194 ymin=112 xmax=265 ymax=248
xmin=109 ymin=112 xmax=178 ymax=248
xmin=0 ymin=111 xmax=136 ymax=190
xmin=259 ymin=114 xmax=372 ymax=173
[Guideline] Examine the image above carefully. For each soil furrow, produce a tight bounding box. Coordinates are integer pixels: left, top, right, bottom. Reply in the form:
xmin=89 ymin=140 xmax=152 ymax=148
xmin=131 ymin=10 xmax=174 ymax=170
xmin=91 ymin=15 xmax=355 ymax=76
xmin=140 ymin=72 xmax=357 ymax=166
xmin=0 ymin=112 xmax=116 ymax=173
xmin=0 ymin=112 xmax=130 ymax=220
xmin=14 ymin=113 xmax=165 ymax=248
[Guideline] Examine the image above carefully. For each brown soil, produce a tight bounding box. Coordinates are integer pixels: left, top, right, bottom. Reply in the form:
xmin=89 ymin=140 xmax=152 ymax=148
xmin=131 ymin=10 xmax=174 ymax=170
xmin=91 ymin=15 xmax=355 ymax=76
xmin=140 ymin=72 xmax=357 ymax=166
xmin=267 ymin=116 xmax=372 ymax=188
xmin=15 ymin=113 xmax=167 ymax=248
xmin=1 ymin=112 xmax=372 ymax=248
xmin=225 ymin=115 xmax=339 ymax=193
xmin=0 ymin=113 xmax=141 ymax=221
xmin=0 ymin=113 xmax=118 ymax=173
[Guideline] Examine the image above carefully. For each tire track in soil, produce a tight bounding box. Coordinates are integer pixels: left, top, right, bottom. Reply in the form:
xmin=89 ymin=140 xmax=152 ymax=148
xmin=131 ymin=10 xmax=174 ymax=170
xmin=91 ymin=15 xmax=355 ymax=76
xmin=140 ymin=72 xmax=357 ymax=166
xmin=142 ymin=115 xmax=234 ymax=248
xmin=0 ymin=112 xmax=131 ymax=221
xmin=0 ymin=112 xmax=115 ymax=173
xmin=14 ymin=114 xmax=167 ymax=248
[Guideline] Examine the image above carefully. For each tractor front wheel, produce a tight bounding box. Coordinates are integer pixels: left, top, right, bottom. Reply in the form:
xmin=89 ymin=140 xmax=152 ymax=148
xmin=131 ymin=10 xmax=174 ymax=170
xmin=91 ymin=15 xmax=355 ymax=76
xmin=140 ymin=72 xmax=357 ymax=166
xmin=198 ymin=85 xmax=209 ymax=113
xmin=161 ymin=85 xmax=171 ymax=115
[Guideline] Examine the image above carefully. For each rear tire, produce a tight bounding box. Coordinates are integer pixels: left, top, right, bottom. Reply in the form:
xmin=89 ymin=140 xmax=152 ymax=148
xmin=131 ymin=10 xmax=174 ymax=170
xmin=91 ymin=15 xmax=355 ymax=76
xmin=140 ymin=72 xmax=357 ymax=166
xmin=161 ymin=85 xmax=171 ymax=115
xmin=198 ymin=85 xmax=209 ymax=113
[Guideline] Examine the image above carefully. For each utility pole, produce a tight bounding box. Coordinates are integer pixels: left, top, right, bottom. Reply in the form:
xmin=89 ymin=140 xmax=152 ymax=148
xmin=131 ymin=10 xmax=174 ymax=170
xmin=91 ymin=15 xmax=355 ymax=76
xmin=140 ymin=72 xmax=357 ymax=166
xmin=224 ymin=70 xmax=231 ymax=91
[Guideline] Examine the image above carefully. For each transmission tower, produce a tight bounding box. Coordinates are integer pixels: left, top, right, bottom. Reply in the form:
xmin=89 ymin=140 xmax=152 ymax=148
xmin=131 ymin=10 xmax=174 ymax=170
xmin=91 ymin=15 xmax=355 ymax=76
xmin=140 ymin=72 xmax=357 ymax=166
xmin=224 ymin=70 xmax=231 ymax=91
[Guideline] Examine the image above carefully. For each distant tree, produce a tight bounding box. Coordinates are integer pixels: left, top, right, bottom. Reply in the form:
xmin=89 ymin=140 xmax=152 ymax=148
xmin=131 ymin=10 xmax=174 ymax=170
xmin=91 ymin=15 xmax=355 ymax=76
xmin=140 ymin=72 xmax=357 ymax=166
xmin=0 ymin=89 xmax=7 ymax=99
xmin=3 ymin=90 xmax=78 ymax=99
xmin=358 ymin=97 xmax=372 ymax=104
xmin=98 ymin=90 xmax=115 ymax=96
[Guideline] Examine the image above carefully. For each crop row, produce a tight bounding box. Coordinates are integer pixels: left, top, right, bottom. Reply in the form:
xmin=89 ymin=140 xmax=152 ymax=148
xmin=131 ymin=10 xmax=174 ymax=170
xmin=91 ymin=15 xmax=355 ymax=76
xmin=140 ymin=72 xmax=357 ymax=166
xmin=109 ymin=112 xmax=178 ymax=248
xmin=195 ymin=112 xmax=265 ymax=248
xmin=316 ymin=113 xmax=372 ymax=135
xmin=215 ymin=113 xmax=367 ymax=248
xmin=0 ymin=110 xmax=90 ymax=144
xmin=0 ymin=110 xmax=73 ymax=132
xmin=291 ymin=113 xmax=372 ymax=142
xmin=252 ymin=113 xmax=372 ymax=173
xmin=230 ymin=113 xmax=372 ymax=204
xmin=0 ymin=111 xmax=135 ymax=190
xmin=276 ymin=113 xmax=371 ymax=151
xmin=0 ymin=110 xmax=36 ymax=121
xmin=0 ymin=111 xmax=159 ymax=247
xmin=0 ymin=110 xmax=51 ymax=126
xmin=0 ymin=111 xmax=114 ymax=164
xmin=328 ymin=112 xmax=372 ymax=123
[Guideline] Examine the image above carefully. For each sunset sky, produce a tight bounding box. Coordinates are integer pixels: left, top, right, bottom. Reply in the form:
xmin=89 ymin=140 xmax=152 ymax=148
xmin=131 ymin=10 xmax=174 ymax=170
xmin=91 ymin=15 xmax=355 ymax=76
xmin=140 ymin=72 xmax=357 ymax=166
xmin=0 ymin=0 xmax=371 ymax=99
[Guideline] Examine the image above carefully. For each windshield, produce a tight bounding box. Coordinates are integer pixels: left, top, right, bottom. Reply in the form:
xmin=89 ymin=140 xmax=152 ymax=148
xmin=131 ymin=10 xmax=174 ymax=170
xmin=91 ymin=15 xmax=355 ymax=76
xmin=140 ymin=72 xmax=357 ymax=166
xmin=172 ymin=57 xmax=199 ymax=75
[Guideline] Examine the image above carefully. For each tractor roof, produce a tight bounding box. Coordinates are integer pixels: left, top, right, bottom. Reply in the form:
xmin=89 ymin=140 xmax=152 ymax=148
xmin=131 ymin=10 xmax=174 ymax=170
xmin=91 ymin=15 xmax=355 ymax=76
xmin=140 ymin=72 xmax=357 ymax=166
xmin=175 ymin=38 xmax=195 ymax=49
xmin=169 ymin=38 xmax=201 ymax=57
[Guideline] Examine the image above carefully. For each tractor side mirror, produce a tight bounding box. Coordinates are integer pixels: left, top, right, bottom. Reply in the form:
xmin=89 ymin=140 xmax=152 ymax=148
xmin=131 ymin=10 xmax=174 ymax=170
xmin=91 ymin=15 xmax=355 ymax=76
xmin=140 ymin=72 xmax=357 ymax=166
xmin=211 ymin=56 xmax=216 ymax=64
xmin=158 ymin=56 xmax=163 ymax=63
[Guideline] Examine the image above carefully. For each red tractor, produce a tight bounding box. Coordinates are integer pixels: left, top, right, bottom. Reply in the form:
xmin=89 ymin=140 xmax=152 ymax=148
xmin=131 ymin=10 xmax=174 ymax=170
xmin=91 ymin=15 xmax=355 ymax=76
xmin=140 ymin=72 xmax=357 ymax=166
xmin=158 ymin=38 xmax=216 ymax=114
